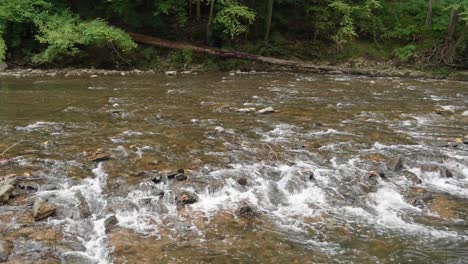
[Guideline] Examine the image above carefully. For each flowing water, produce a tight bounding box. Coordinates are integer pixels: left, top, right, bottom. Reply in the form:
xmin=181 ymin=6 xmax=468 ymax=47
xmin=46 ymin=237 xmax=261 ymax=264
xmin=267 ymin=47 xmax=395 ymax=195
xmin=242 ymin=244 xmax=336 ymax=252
xmin=0 ymin=72 xmax=467 ymax=263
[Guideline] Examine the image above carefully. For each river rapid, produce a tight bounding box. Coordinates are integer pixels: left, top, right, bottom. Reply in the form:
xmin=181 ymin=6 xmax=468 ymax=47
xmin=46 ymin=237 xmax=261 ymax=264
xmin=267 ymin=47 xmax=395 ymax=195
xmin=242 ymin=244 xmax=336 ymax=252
xmin=0 ymin=72 xmax=467 ymax=263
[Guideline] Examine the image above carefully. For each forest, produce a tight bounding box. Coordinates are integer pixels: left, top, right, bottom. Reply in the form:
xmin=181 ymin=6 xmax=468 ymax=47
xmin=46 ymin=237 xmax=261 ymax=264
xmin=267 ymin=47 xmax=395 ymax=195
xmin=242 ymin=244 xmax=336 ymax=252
xmin=0 ymin=0 xmax=467 ymax=70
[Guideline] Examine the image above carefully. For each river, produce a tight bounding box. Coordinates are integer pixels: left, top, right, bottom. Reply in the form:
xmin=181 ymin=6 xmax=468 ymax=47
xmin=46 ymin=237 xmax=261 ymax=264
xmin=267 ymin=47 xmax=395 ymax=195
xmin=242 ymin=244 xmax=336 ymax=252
xmin=0 ymin=72 xmax=467 ymax=263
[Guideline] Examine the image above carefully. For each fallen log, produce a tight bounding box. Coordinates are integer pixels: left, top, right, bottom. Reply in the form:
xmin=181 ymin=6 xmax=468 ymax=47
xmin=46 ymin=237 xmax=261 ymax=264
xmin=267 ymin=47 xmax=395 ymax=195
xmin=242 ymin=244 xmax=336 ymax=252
xmin=129 ymin=33 xmax=375 ymax=75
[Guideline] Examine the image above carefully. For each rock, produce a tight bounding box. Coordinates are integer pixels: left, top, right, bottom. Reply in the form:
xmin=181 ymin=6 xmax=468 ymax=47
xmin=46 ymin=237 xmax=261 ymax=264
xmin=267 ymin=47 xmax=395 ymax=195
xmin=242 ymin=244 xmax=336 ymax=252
xmin=89 ymin=149 xmax=111 ymax=162
xmin=411 ymin=193 xmax=434 ymax=209
xmin=368 ymin=170 xmax=385 ymax=179
xmin=151 ymin=175 xmax=163 ymax=184
xmin=461 ymin=110 xmax=468 ymax=116
xmin=463 ymin=136 xmax=468 ymax=145
xmin=62 ymin=253 xmax=98 ymax=264
xmin=0 ymin=62 xmax=7 ymax=72
xmin=0 ymin=239 xmax=11 ymax=262
xmin=257 ymin=106 xmax=276 ymax=115
xmin=175 ymin=173 xmax=188 ymax=181
xmin=166 ymin=171 xmax=178 ymax=179
xmin=237 ymin=177 xmax=248 ymax=186
xmin=104 ymin=215 xmax=119 ymax=232
xmin=165 ymin=71 xmax=177 ymax=76
xmin=0 ymin=184 xmax=14 ymax=203
xmin=387 ymin=157 xmax=403 ymax=172
xmin=237 ymin=205 xmax=256 ymax=217
xmin=76 ymin=192 xmax=91 ymax=218
xmin=440 ymin=168 xmax=453 ymax=178
xmin=33 ymin=198 xmax=57 ymax=221
xmin=236 ymin=108 xmax=256 ymax=113
xmin=176 ymin=191 xmax=198 ymax=206
xmin=434 ymin=106 xmax=455 ymax=115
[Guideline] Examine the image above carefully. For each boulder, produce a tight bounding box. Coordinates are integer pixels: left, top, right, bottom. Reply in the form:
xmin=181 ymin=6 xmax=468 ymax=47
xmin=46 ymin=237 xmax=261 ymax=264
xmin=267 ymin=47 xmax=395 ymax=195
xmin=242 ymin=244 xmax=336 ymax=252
xmin=176 ymin=191 xmax=198 ymax=206
xmin=0 ymin=184 xmax=14 ymax=203
xmin=33 ymin=198 xmax=57 ymax=221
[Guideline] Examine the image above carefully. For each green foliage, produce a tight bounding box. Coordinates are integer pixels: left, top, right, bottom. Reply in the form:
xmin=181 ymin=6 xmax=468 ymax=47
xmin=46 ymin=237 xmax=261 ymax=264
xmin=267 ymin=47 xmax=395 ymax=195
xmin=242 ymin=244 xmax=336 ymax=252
xmin=32 ymin=11 xmax=135 ymax=63
xmin=0 ymin=0 xmax=136 ymax=63
xmin=213 ymin=2 xmax=256 ymax=39
xmin=169 ymin=48 xmax=194 ymax=67
xmin=394 ymin=44 xmax=417 ymax=62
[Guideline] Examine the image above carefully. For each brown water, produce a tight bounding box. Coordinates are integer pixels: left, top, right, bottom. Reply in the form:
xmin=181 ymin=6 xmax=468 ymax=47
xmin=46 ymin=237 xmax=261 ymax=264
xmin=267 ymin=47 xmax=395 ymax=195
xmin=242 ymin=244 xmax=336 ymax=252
xmin=0 ymin=73 xmax=467 ymax=263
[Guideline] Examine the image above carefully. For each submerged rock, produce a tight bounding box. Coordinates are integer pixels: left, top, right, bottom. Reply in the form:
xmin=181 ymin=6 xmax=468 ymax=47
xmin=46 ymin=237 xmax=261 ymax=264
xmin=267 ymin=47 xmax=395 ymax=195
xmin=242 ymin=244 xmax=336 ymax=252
xmin=0 ymin=239 xmax=11 ymax=262
xmin=387 ymin=157 xmax=403 ymax=172
xmin=33 ymin=198 xmax=57 ymax=221
xmin=176 ymin=191 xmax=198 ymax=206
xmin=0 ymin=184 xmax=14 ymax=203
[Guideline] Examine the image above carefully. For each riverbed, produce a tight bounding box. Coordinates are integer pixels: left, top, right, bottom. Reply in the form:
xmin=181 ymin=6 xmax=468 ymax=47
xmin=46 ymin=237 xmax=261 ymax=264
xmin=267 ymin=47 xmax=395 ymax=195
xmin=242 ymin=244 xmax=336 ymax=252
xmin=0 ymin=72 xmax=467 ymax=263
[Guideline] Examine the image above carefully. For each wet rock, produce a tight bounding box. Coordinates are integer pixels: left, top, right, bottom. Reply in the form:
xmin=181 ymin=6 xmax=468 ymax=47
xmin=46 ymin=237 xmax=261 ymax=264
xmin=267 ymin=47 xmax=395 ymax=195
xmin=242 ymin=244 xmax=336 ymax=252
xmin=411 ymin=194 xmax=433 ymax=209
xmin=165 ymin=71 xmax=177 ymax=76
xmin=89 ymin=149 xmax=111 ymax=162
xmin=237 ymin=205 xmax=256 ymax=218
xmin=403 ymin=171 xmax=422 ymax=184
xmin=175 ymin=173 xmax=188 ymax=181
xmin=440 ymin=168 xmax=453 ymax=178
xmin=236 ymin=108 xmax=256 ymax=113
xmin=0 ymin=184 xmax=14 ymax=203
xmin=368 ymin=170 xmax=385 ymax=180
xmin=434 ymin=106 xmax=455 ymax=115
xmin=0 ymin=239 xmax=11 ymax=262
xmin=151 ymin=175 xmax=163 ymax=184
xmin=387 ymin=157 xmax=403 ymax=172
xmin=166 ymin=171 xmax=178 ymax=179
xmin=176 ymin=191 xmax=198 ymax=206
xmin=237 ymin=177 xmax=248 ymax=186
xmin=62 ymin=253 xmax=98 ymax=264
xmin=104 ymin=215 xmax=119 ymax=232
xmin=76 ymin=192 xmax=91 ymax=218
xmin=33 ymin=198 xmax=57 ymax=221
xmin=257 ymin=106 xmax=276 ymax=115
xmin=463 ymin=136 xmax=468 ymax=145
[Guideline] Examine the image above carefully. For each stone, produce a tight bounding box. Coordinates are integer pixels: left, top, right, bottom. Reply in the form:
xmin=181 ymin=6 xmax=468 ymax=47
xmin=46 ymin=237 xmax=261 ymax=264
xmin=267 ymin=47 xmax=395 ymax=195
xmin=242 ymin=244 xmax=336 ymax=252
xmin=89 ymin=149 xmax=111 ymax=162
xmin=463 ymin=136 xmax=468 ymax=145
xmin=257 ymin=106 xmax=276 ymax=115
xmin=440 ymin=168 xmax=453 ymax=178
xmin=236 ymin=108 xmax=256 ymax=113
xmin=62 ymin=253 xmax=98 ymax=264
xmin=434 ymin=106 xmax=455 ymax=115
xmin=237 ymin=177 xmax=248 ymax=186
xmin=175 ymin=173 xmax=188 ymax=181
xmin=0 ymin=239 xmax=11 ymax=262
xmin=166 ymin=171 xmax=178 ymax=179
xmin=33 ymin=198 xmax=57 ymax=221
xmin=0 ymin=184 xmax=14 ymax=203
xmin=151 ymin=175 xmax=163 ymax=184
xmin=77 ymin=192 xmax=91 ymax=218
xmin=461 ymin=110 xmax=468 ymax=116
xmin=387 ymin=157 xmax=403 ymax=172
xmin=0 ymin=62 xmax=7 ymax=72
xmin=176 ymin=191 xmax=198 ymax=206
xmin=165 ymin=71 xmax=177 ymax=76
xmin=104 ymin=215 xmax=119 ymax=232
xmin=267 ymin=182 xmax=288 ymax=206
xmin=237 ymin=205 xmax=256 ymax=217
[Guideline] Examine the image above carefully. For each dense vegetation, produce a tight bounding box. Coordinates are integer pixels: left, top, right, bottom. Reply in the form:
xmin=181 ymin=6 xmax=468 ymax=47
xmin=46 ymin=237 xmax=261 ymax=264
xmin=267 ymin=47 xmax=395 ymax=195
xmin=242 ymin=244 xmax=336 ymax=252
xmin=0 ymin=0 xmax=467 ymax=69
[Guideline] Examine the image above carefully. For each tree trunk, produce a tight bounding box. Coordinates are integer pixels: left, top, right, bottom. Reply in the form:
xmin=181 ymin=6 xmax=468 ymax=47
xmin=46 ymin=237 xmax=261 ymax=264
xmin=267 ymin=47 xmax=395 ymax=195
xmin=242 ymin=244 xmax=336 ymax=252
xmin=196 ymin=0 xmax=201 ymax=21
xmin=129 ymin=32 xmax=377 ymax=75
xmin=264 ymin=0 xmax=274 ymax=43
xmin=207 ymin=0 xmax=215 ymax=43
xmin=425 ymin=0 xmax=433 ymax=27
xmin=443 ymin=9 xmax=460 ymax=63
